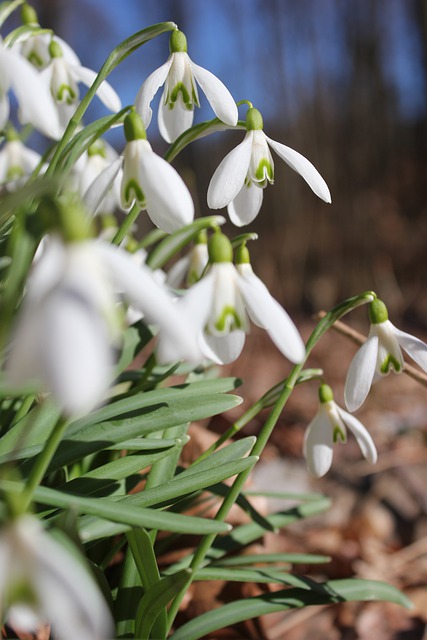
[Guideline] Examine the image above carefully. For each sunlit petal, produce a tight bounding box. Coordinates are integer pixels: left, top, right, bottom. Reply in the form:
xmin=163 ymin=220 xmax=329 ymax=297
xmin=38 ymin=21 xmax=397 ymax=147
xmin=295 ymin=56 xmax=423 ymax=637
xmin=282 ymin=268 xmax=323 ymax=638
xmin=203 ymin=330 xmax=246 ymax=364
xmin=158 ymin=92 xmax=194 ymax=143
xmin=237 ymin=271 xmax=305 ymax=363
xmin=207 ymin=131 xmax=253 ymax=209
xmin=69 ymin=64 xmax=122 ymax=112
xmin=228 ymin=182 xmax=264 ymax=226
xmin=137 ymin=148 xmax=194 ymax=232
xmin=190 ymin=60 xmax=238 ymax=126
xmin=344 ymin=335 xmax=378 ymax=412
xmin=393 ymin=324 xmax=427 ymax=372
xmin=266 ymin=136 xmax=331 ymax=203
xmin=338 ymin=407 xmax=377 ymax=464
xmin=134 ymin=58 xmax=172 ymax=127
xmin=84 ymin=155 xmax=123 ymax=215
xmin=303 ymin=410 xmax=334 ymax=478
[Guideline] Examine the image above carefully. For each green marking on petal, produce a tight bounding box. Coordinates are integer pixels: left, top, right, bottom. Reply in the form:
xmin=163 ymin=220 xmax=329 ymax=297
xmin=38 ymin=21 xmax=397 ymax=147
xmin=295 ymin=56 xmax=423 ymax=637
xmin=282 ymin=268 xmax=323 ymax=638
xmin=254 ymin=159 xmax=274 ymax=185
xmin=169 ymin=82 xmax=193 ymax=110
xmin=6 ymin=166 xmax=25 ymax=180
xmin=333 ymin=426 xmax=346 ymax=444
xmin=124 ymin=179 xmax=145 ymax=208
xmin=27 ymin=51 xmax=45 ymax=69
xmin=380 ymin=354 xmax=402 ymax=375
xmin=57 ymin=84 xmax=77 ymax=105
xmin=214 ymin=306 xmax=243 ymax=332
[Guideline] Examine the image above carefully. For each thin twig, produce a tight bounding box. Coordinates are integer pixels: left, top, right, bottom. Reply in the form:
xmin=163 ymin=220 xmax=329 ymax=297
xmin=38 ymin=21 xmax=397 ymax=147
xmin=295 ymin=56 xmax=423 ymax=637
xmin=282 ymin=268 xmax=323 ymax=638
xmin=315 ymin=311 xmax=427 ymax=388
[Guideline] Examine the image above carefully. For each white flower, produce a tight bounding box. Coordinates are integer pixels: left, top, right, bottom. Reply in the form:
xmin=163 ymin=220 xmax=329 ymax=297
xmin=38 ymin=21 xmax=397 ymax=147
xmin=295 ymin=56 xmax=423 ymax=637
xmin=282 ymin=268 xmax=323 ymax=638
xmin=207 ymin=108 xmax=331 ymax=226
xmin=40 ymin=38 xmax=121 ymax=131
xmin=135 ymin=29 xmax=238 ymax=143
xmin=304 ymin=384 xmax=377 ymax=477
xmin=177 ymin=234 xmax=306 ymax=365
xmin=0 ymin=39 xmax=61 ymax=139
xmin=166 ymin=239 xmax=209 ymax=288
xmin=85 ymin=113 xmax=194 ymax=233
xmin=74 ymin=140 xmax=121 ymax=215
xmin=0 ymin=139 xmax=41 ymax=188
xmin=7 ymin=235 xmax=203 ymax=416
xmin=0 ymin=515 xmax=113 ymax=640
xmin=344 ymin=300 xmax=427 ymax=412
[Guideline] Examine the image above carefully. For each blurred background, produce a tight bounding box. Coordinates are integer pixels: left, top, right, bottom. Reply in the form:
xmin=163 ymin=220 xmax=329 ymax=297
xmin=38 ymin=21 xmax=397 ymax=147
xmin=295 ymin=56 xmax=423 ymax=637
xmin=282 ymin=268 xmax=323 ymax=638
xmin=20 ymin=0 xmax=427 ymax=327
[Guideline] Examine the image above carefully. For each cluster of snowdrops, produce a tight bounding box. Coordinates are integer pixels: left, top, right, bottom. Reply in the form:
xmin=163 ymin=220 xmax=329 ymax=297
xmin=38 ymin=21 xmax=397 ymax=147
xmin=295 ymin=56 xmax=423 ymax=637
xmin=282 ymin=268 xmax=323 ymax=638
xmin=0 ymin=3 xmax=425 ymax=639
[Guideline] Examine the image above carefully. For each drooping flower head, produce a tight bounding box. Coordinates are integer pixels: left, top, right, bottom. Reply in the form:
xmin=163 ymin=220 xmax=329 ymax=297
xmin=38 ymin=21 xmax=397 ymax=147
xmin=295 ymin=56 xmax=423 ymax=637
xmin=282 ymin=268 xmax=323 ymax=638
xmin=135 ymin=29 xmax=238 ymax=143
xmin=207 ymin=106 xmax=331 ymax=226
xmin=166 ymin=229 xmax=209 ymax=288
xmin=0 ymin=515 xmax=113 ymax=640
xmin=177 ymin=231 xmax=306 ymax=365
xmin=303 ymin=383 xmax=377 ymax=478
xmin=344 ymin=298 xmax=427 ymax=412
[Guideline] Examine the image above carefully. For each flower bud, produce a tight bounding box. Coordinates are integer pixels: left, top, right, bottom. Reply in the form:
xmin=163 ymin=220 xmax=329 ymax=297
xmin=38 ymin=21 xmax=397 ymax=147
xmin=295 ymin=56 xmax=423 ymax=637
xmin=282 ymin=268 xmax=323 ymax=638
xmin=318 ymin=383 xmax=334 ymax=404
xmin=246 ymin=107 xmax=264 ymax=131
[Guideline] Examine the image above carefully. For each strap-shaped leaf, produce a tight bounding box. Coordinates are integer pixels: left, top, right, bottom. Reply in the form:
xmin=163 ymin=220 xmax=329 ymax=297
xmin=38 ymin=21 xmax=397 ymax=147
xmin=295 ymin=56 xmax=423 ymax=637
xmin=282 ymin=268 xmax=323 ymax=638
xmin=170 ymin=580 xmax=412 ymax=640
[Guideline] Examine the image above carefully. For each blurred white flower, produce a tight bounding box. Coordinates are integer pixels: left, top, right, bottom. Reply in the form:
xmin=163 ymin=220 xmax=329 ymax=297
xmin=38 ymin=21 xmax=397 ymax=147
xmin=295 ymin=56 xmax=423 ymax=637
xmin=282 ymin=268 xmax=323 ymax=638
xmin=207 ymin=107 xmax=331 ymax=226
xmin=135 ymin=29 xmax=238 ymax=143
xmin=166 ymin=235 xmax=209 ymax=288
xmin=74 ymin=139 xmax=121 ymax=215
xmin=345 ymin=299 xmax=427 ymax=412
xmin=40 ymin=38 xmax=121 ymax=130
xmin=0 ymin=515 xmax=113 ymax=640
xmin=7 ymin=236 xmax=202 ymax=415
xmin=0 ymin=138 xmax=41 ymax=189
xmin=0 ymin=39 xmax=61 ymax=138
xmin=304 ymin=384 xmax=377 ymax=478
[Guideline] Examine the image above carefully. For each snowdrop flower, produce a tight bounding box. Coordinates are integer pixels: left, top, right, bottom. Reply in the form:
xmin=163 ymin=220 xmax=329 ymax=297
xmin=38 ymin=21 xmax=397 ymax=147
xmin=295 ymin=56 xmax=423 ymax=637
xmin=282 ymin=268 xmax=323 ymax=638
xmin=345 ymin=299 xmax=427 ymax=412
xmin=0 ymin=515 xmax=113 ymax=640
xmin=178 ymin=232 xmax=306 ymax=364
xmin=6 ymin=233 xmax=203 ymax=416
xmin=74 ymin=139 xmax=121 ymax=215
xmin=166 ymin=230 xmax=209 ymax=288
xmin=0 ymin=137 xmax=41 ymax=189
xmin=0 ymin=38 xmax=61 ymax=138
xmin=304 ymin=384 xmax=377 ymax=478
xmin=207 ymin=107 xmax=331 ymax=226
xmin=85 ymin=111 xmax=194 ymax=233
xmin=135 ymin=29 xmax=238 ymax=143
xmin=40 ymin=39 xmax=121 ymax=130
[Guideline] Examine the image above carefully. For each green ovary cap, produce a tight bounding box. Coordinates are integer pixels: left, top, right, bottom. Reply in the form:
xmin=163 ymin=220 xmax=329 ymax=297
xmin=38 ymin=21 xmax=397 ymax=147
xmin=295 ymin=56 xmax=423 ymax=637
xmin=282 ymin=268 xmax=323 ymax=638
xmin=124 ymin=111 xmax=147 ymax=142
xmin=369 ymin=299 xmax=388 ymax=324
xmin=49 ymin=39 xmax=63 ymax=59
xmin=170 ymin=29 xmax=187 ymax=53
xmin=208 ymin=232 xmax=233 ymax=263
xmin=318 ymin=383 xmax=334 ymax=404
xmin=21 ymin=3 xmax=38 ymax=25
xmin=235 ymin=244 xmax=250 ymax=265
xmin=246 ymin=107 xmax=264 ymax=131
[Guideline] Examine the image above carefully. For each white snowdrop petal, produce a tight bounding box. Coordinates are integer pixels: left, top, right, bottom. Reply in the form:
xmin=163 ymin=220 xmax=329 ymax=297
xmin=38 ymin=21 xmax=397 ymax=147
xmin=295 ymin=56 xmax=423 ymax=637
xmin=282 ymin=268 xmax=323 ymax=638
xmin=237 ymin=272 xmax=306 ymax=363
xmin=166 ymin=255 xmax=191 ymax=288
xmin=40 ymin=292 xmax=112 ymax=416
xmin=303 ymin=412 xmax=334 ymax=478
xmin=203 ymin=331 xmax=246 ymax=364
xmin=344 ymin=335 xmax=379 ymax=412
xmin=84 ymin=155 xmax=123 ymax=215
xmin=70 ymin=64 xmax=122 ymax=112
xmin=338 ymin=407 xmax=378 ymax=464
xmin=3 ymin=48 xmax=61 ymax=139
xmin=0 ymin=94 xmax=10 ymax=130
xmin=189 ymin=60 xmax=238 ymax=126
xmin=158 ymin=93 xmax=194 ymax=143
xmin=228 ymin=182 xmax=264 ymax=226
xmin=207 ymin=132 xmax=253 ymax=209
xmin=134 ymin=59 xmax=173 ymax=128
xmin=266 ymin=136 xmax=331 ymax=203
xmin=393 ymin=325 xmax=427 ymax=372
xmin=137 ymin=149 xmax=194 ymax=232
